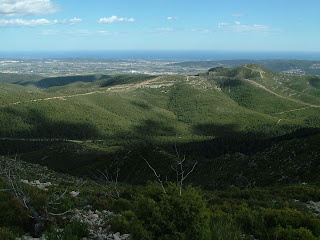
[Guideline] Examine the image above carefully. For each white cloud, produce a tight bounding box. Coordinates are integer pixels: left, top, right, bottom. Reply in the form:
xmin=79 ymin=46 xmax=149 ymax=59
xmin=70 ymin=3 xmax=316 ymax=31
xmin=217 ymin=22 xmax=281 ymax=34
xmin=61 ymin=17 xmax=82 ymax=25
xmin=0 ymin=17 xmax=82 ymax=27
xmin=98 ymin=16 xmax=135 ymax=23
xmin=149 ymin=27 xmax=213 ymax=35
xmin=0 ymin=0 xmax=59 ymax=16
xmin=0 ymin=18 xmax=51 ymax=26
xmin=167 ymin=16 xmax=178 ymax=21
xmin=40 ymin=29 xmax=119 ymax=37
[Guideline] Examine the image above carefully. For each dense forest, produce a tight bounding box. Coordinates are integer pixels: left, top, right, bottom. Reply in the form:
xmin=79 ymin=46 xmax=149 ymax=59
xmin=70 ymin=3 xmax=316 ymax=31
xmin=0 ymin=65 xmax=320 ymax=239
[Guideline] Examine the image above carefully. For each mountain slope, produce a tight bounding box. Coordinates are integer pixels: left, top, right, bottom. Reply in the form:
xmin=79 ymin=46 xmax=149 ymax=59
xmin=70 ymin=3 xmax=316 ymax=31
xmin=0 ymin=65 xmax=319 ymax=188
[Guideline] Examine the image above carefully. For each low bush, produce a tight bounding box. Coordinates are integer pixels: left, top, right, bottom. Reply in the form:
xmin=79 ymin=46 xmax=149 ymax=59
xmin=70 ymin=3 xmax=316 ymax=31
xmin=263 ymin=207 xmax=320 ymax=236
xmin=109 ymin=210 xmax=134 ymax=233
xmin=210 ymin=210 xmax=241 ymax=240
xmin=274 ymin=225 xmax=317 ymax=240
xmin=45 ymin=220 xmax=89 ymax=240
xmin=0 ymin=227 xmax=18 ymax=240
xmin=0 ymin=197 xmax=33 ymax=234
xmin=129 ymin=182 xmax=211 ymax=240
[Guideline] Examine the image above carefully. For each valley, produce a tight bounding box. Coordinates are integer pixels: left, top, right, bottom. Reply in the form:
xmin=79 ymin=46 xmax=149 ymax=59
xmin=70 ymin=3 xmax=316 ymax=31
xmin=0 ymin=63 xmax=319 ymax=187
xmin=1 ymin=62 xmax=320 ymax=239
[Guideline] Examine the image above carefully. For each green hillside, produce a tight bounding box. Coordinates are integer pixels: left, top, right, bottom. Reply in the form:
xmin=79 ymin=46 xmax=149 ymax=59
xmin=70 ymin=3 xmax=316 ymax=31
xmin=0 ymin=65 xmax=319 ymax=188
xmin=2 ymin=156 xmax=320 ymax=240
xmin=170 ymin=59 xmax=320 ymax=75
xmin=0 ymin=72 xmax=41 ymax=83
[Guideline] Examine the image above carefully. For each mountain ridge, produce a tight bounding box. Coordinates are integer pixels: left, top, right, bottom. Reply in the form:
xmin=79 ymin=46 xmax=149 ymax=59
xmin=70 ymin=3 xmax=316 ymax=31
xmin=0 ymin=64 xmax=319 ymax=189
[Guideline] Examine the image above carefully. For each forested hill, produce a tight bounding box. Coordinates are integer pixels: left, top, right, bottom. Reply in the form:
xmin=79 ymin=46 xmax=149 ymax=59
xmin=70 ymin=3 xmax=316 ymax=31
xmin=0 ymin=65 xmax=319 ymax=189
xmin=0 ymin=72 xmax=42 ymax=83
xmin=169 ymin=59 xmax=320 ymax=75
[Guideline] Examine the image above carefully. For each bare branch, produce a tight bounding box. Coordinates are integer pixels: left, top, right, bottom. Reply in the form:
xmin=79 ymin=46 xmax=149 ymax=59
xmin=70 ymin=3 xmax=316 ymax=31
xmin=49 ymin=189 xmax=68 ymax=205
xmin=0 ymin=189 xmax=11 ymax=192
xmin=174 ymin=143 xmax=180 ymax=161
xmin=90 ymin=166 xmax=121 ymax=199
xmin=76 ymin=179 xmax=87 ymax=188
xmin=141 ymin=155 xmax=166 ymax=195
xmin=181 ymin=162 xmax=198 ymax=182
xmin=173 ymin=145 xmax=197 ymax=195
xmin=48 ymin=209 xmax=72 ymax=216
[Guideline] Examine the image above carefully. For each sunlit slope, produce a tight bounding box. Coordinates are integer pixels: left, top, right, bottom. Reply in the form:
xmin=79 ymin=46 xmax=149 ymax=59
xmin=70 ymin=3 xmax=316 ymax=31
xmin=0 ymin=66 xmax=319 ymax=143
xmin=207 ymin=65 xmax=320 ymax=125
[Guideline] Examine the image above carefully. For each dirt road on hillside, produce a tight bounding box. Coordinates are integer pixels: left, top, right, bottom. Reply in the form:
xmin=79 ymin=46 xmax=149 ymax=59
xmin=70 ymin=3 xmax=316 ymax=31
xmin=1 ymin=76 xmax=164 ymax=108
xmin=244 ymin=65 xmax=265 ymax=79
xmin=243 ymin=78 xmax=320 ymax=109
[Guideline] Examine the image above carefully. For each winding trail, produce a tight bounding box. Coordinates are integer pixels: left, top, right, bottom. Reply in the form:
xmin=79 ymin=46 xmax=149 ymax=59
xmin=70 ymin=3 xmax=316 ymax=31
xmin=242 ymin=79 xmax=320 ymax=109
xmin=244 ymin=65 xmax=265 ymax=79
xmin=2 ymin=73 xmax=319 ymax=115
xmin=273 ymin=107 xmax=313 ymax=115
xmin=0 ymin=137 xmax=85 ymax=143
xmin=1 ymin=76 xmax=164 ymax=108
xmin=242 ymin=64 xmax=320 ymax=112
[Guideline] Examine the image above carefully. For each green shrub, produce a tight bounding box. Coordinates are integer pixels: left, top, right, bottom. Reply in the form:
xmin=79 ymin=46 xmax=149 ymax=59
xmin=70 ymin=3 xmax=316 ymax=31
xmin=276 ymin=185 xmax=320 ymax=202
xmin=0 ymin=197 xmax=32 ymax=233
xmin=0 ymin=227 xmax=18 ymax=240
xmin=210 ymin=211 xmax=241 ymax=240
xmin=109 ymin=211 xmax=134 ymax=233
xmin=234 ymin=203 xmax=260 ymax=235
xmin=130 ymin=182 xmax=210 ymax=240
xmin=30 ymin=192 xmax=48 ymax=209
xmin=93 ymin=199 xmax=112 ymax=211
xmin=68 ymin=220 xmax=90 ymax=238
xmin=45 ymin=220 xmax=89 ymax=240
xmin=112 ymin=198 xmax=132 ymax=212
xmin=274 ymin=225 xmax=317 ymax=240
xmin=93 ymin=197 xmax=132 ymax=212
xmin=263 ymin=208 xmax=320 ymax=236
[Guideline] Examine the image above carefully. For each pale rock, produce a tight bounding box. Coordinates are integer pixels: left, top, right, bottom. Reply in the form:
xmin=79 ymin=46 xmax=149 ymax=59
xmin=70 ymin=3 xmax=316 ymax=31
xmin=113 ymin=234 xmax=121 ymax=240
xmin=121 ymin=234 xmax=130 ymax=239
xmin=308 ymin=201 xmax=315 ymax=206
xmin=70 ymin=191 xmax=80 ymax=197
xmin=89 ymin=213 xmax=99 ymax=220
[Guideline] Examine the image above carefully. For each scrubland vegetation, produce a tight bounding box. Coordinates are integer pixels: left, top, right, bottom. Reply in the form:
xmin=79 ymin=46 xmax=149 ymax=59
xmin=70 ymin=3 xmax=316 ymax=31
xmin=0 ymin=64 xmax=320 ymax=239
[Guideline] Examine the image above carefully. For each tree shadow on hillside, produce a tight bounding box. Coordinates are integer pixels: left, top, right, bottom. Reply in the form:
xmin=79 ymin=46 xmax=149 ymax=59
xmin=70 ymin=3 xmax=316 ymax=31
xmin=175 ymin=123 xmax=273 ymax=159
xmin=99 ymin=75 xmax=155 ymax=87
xmin=214 ymin=78 xmax=243 ymax=88
xmin=19 ymin=75 xmax=110 ymax=88
xmin=0 ymin=107 xmax=101 ymax=139
xmin=130 ymin=101 xmax=151 ymax=110
xmin=134 ymin=120 xmax=176 ymax=136
xmin=192 ymin=123 xmax=237 ymax=137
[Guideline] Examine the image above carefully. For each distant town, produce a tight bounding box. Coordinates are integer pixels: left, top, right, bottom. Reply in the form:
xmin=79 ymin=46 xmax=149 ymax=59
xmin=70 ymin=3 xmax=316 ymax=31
xmin=1 ymin=58 xmax=320 ymax=77
xmin=0 ymin=58 xmax=207 ymax=76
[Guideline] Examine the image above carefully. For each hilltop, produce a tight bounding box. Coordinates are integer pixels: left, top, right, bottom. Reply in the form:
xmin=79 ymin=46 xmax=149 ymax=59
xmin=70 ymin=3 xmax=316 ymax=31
xmin=170 ymin=59 xmax=320 ymax=75
xmin=0 ymin=64 xmax=319 ymax=188
xmin=1 ymin=65 xmax=320 ymax=239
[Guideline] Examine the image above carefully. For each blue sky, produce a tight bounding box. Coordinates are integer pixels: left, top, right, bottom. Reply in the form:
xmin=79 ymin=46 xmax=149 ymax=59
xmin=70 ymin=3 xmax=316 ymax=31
xmin=0 ymin=0 xmax=319 ymax=52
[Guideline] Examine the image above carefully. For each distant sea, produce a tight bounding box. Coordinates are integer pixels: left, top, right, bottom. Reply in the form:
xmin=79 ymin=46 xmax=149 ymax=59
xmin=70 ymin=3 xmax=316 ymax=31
xmin=1 ymin=50 xmax=320 ymax=61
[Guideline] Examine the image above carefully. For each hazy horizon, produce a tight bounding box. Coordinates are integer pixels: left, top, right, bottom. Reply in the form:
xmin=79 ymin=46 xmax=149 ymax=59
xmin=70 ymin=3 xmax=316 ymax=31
xmin=1 ymin=50 xmax=320 ymax=61
xmin=0 ymin=0 xmax=319 ymax=52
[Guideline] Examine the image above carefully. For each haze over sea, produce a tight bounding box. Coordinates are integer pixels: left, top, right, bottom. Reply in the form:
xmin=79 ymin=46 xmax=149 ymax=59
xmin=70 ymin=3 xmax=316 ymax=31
xmin=1 ymin=51 xmax=320 ymax=61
